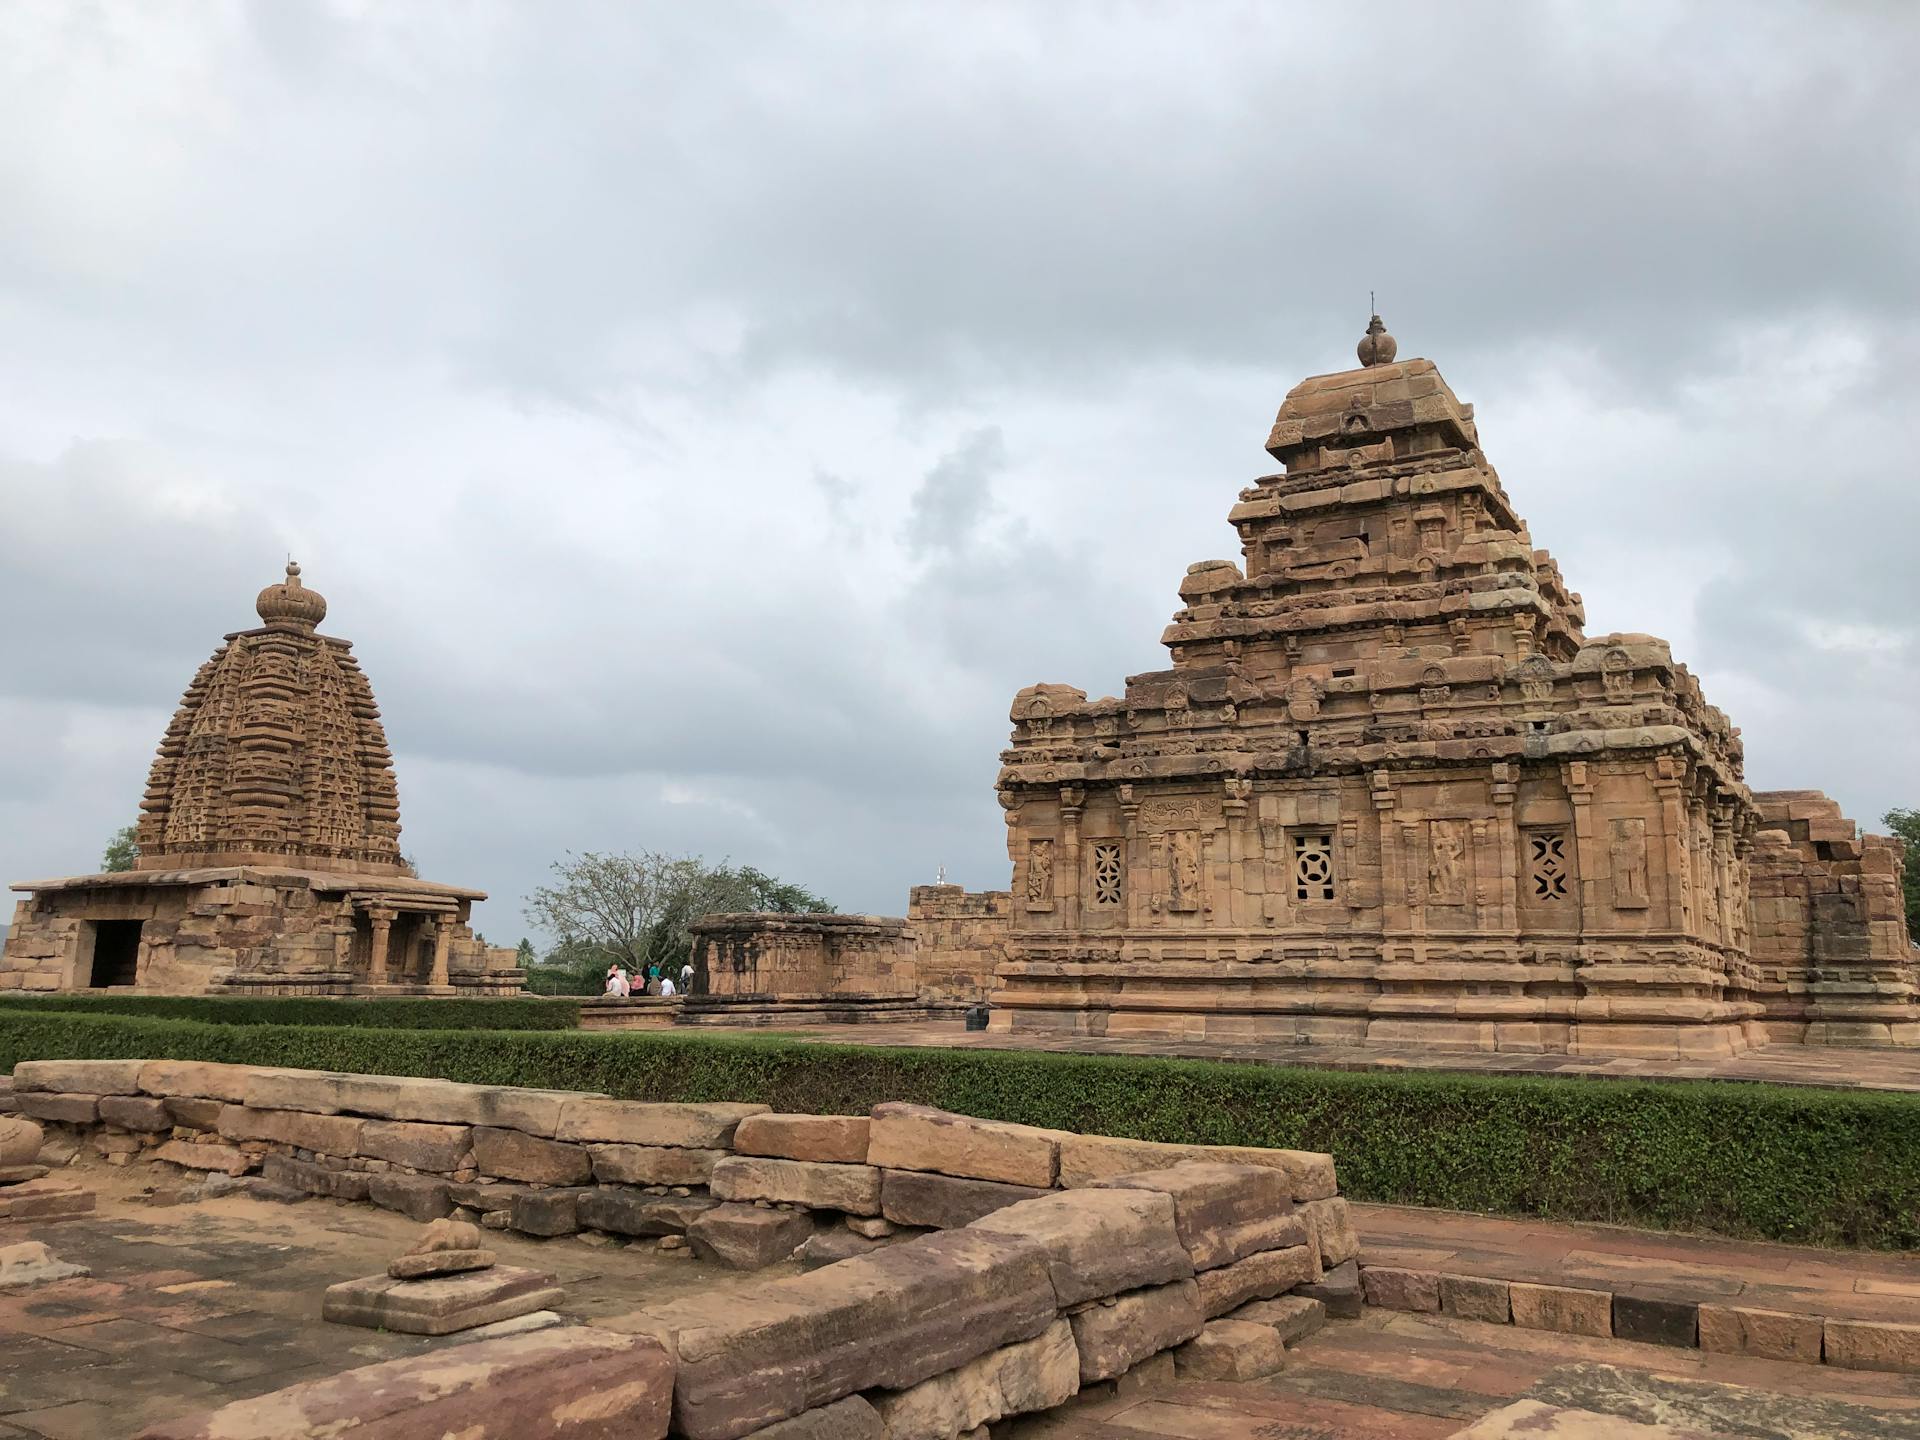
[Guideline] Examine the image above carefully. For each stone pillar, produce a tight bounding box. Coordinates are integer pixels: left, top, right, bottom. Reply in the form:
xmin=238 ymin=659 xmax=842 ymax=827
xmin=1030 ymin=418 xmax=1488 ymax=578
xmin=367 ymin=906 xmax=394 ymax=986
xmin=1565 ymin=762 xmax=1600 ymax=938
xmin=1653 ymin=755 xmax=1689 ymax=936
xmin=1059 ymin=785 xmax=1085 ymax=930
xmin=1490 ymin=764 xmax=1519 ymax=934
xmin=430 ymin=914 xmax=453 ymax=988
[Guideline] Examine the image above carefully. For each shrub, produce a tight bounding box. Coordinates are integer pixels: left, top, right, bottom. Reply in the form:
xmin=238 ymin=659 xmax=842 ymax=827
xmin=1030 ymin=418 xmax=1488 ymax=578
xmin=2 ymin=1011 xmax=1914 ymax=1250
xmin=0 ymin=994 xmax=577 ymax=1031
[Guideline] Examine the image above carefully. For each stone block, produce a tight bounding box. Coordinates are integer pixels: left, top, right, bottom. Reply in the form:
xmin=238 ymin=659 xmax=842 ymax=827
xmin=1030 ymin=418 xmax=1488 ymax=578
xmin=321 ymin=1266 xmax=564 ymax=1337
xmin=97 ymin=1095 xmax=172 ymax=1132
xmin=1696 ymin=1303 xmax=1823 ymax=1363
xmin=733 ymin=1113 xmax=871 ymax=1164
xmin=870 ymin=1317 xmax=1079 ymax=1440
xmin=881 ymin=1169 xmax=1049 ymax=1229
xmin=358 ymin=1120 xmax=472 ymax=1172
xmin=591 ymin=1143 xmax=726 ymax=1187
xmin=739 ymin=1396 xmax=883 ymax=1440
xmin=511 ymin=1187 xmax=594 ymax=1237
xmin=1824 ymin=1318 xmax=1920 ymax=1373
xmin=1613 ymin=1293 xmax=1697 ymax=1348
xmin=1299 ymin=1195 xmax=1359 ymax=1268
xmin=1296 ymin=1258 xmax=1362 ymax=1319
xmin=153 ymin=1139 xmax=256 ymax=1176
xmin=132 ymin=1326 xmax=671 ymax=1440
xmin=139 ymin=1060 xmax=265 ymax=1103
xmin=218 ymin=1105 xmax=366 ymax=1156
xmin=0 ymin=1165 xmax=47 ymax=1184
xmin=0 ymin=1240 xmax=89 ymax=1288
xmin=367 ymin=1173 xmax=454 ymax=1222
xmin=471 ymin=1127 xmax=592 ymax=1185
xmin=14 ymin=1092 xmax=100 ymax=1125
xmin=1197 ymin=1245 xmax=1314 ymax=1317
xmin=635 ymin=1227 xmax=1056 ymax=1439
xmin=793 ymin=1226 xmax=917 ymax=1270
xmin=867 ymin=1103 xmax=1062 ymax=1187
xmin=389 ymin=1249 xmax=493 ymax=1280
xmin=0 ymin=1179 xmax=95 ymax=1221
xmin=241 ymin=1070 xmax=588 ymax=1136
xmin=710 ymin=1156 xmax=883 ymax=1215
xmin=554 ymin=1097 xmax=768 ymax=1148
xmin=1093 ymin=1161 xmax=1298 ymax=1270
xmin=1174 ymin=1318 xmax=1288 ymax=1381
xmin=686 ymin=1202 xmax=812 ymax=1270
xmin=13 ymin=1059 xmax=145 ymax=1095
xmin=447 ymin=1179 xmax=532 ymax=1212
xmin=262 ymin=1154 xmax=371 ymax=1202
xmin=163 ymin=1097 xmax=224 ymax=1130
xmin=1510 ymin=1281 xmax=1612 ymax=1338
xmin=971 ymin=1188 xmax=1190 ymax=1306
xmin=579 ymin=1187 xmax=719 ymax=1238
xmin=1068 ymin=1278 xmax=1205 ymax=1384
xmin=1440 ymin=1273 xmax=1512 ymax=1324
xmin=1228 ymin=1294 xmax=1326 ymax=1346
xmin=1056 ymin=1133 xmax=1337 ymax=1201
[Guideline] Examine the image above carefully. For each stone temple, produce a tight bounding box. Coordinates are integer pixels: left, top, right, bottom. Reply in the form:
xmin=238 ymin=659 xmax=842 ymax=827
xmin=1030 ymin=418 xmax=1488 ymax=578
xmin=3 ymin=565 xmax=522 ymax=995
xmin=991 ymin=319 xmax=1912 ymax=1057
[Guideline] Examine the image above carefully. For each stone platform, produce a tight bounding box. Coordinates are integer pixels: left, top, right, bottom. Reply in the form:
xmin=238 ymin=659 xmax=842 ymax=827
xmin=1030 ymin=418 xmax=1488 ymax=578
xmin=717 ymin=1019 xmax=1920 ymax=1092
xmin=321 ymin=1265 xmax=562 ymax=1335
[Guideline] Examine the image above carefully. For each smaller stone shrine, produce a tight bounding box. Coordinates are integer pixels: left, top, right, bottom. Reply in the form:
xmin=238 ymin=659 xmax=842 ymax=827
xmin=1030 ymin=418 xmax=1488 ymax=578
xmin=1 ymin=564 xmax=523 ymax=996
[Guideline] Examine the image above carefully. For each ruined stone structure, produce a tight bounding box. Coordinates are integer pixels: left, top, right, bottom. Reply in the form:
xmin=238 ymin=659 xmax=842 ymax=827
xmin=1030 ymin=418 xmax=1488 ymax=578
xmin=3 ymin=565 xmax=522 ymax=996
xmin=906 ymin=883 xmax=1013 ymax=1005
xmin=992 ymin=320 xmax=1912 ymax=1056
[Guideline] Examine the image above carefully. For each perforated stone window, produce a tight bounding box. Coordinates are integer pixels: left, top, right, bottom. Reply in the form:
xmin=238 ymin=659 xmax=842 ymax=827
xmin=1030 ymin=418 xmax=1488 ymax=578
xmin=1091 ymin=843 xmax=1123 ymax=906
xmin=1528 ymin=831 xmax=1570 ymax=902
xmin=1293 ymin=832 xmax=1336 ymax=901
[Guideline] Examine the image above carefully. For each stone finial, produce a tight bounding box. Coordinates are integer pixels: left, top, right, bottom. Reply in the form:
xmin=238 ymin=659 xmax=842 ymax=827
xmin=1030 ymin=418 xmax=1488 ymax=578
xmin=1357 ymin=314 xmax=1397 ymax=368
xmin=255 ymin=560 xmax=328 ymax=629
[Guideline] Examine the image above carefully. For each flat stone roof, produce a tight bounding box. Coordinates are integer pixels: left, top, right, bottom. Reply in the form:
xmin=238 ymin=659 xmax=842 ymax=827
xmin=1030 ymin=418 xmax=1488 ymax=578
xmin=9 ymin=865 xmax=487 ymax=902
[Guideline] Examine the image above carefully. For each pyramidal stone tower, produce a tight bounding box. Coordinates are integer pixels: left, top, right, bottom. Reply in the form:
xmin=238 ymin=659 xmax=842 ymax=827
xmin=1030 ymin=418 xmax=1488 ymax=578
xmin=4 ymin=565 xmax=523 ymax=996
xmin=991 ymin=320 xmax=1912 ymax=1057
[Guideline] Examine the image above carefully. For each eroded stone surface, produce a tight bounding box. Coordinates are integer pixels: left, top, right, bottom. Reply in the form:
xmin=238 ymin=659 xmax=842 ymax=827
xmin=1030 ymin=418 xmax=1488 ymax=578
xmin=1511 ymin=1281 xmax=1612 ymax=1338
xmin=733 ymin=1114 xmax=871 ymax=1165
xmin=881 ymin=1169 xmax=1049 ymax=1229
xmin=1068 ymin=1278 xmax=1205 ymax=1384
xmin=710 ymin=1156 xmax=883 ymax=1215
xmin=867 ymin=1103 xmax=1062 ymax=1188
xmin=322 ymin=1265 xmax=562 ymax=1336
xmin=1094 ymin=1161 xmax=1298 ymax=1270
xmin=1697 ymin=1304 xmax=1823 ymax=1363
xmin=685 ymin=1202 xmax=812 ymax=1270
xmin=870 ymin=1317 xmax=1079 ymax=1440
xmin=554 ymin=1098 xmax=767 ymax=1149
xmin=971 ymin=1187 xmax=1191 ymax=1306
xmin=0 ymin=1239 xmax=88 ymax=1288
xmin=591 ymin=1143 xmax=727 ymax=1187
xmin=1173 ymin=1318 xmax=1288 ymax=1381
xmin=471 ymin=1127 xmax=592 ymax=1186
xmin=1227 ymin=1294 xmax=1325 ymax=1346
xmin=1196 ymin=1244 xmax=1314 ymax=1317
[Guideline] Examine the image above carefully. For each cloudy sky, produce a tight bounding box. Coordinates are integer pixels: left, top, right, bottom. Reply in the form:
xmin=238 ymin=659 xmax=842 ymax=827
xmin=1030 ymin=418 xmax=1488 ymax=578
xmin=3 ymin=2 xmax=1916 ymax=944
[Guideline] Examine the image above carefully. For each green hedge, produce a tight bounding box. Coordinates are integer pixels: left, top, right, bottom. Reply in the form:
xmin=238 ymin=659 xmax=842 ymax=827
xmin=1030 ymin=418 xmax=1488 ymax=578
xmin=0 ymin=994 xmax=578 ymax=1031
xmin=3 ymin=1010 xmax=1915 ymax=1250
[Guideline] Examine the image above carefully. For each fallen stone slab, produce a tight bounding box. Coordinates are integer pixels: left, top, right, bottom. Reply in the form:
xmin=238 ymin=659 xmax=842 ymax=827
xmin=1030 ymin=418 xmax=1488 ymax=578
xmin=1196 ymin=1244 xmax=1314 ymax=1317
xmin=591 ymin=1143 xmax=727 ymax=1186
xmin=870 ymin=1317 xmax=1079 ymax=1440
xmin=1094 ymin=1161 xmax=1300 ymax=1270
xmin=579 ymin=1188 xmax=717 ymax=1237
xmin=14 ymin=1092 xmax=101 ymax=1125
xmin=1068 ymin=1278 xmax=1205 ymax=1384
xmin=555 ymin=1098 xmax=768 ymax=1149
xmin=219 ymin=1105 xmax=366 ymax=1157
xmin=738 ymin=1396 xmax=883 ymax=1440
xmin=13 ymin=1059 xmax=145 ymax=1096
xmin=635 ymin=1227 xmax=1056 ymax=1440
xmin=1299 ymin=1195 xmax=1359 ymax=1269
xmin=471 ymin=1127 xmax=593 ymax=1186
xmin=0 ymin=1240 xmax=89 ymax=1288
xmin=153 ymin=1140 xmax=256 ymax=1177
xmin=710 ymin=1156 xmax=883 ymax=1215
xmin=686 ymin=1202 xmax=811 ymax=1269
xmin=970 ymin=1187 xmax=1191 ymax=1306
xmin=1228 ymin=1294 xmax=1326 ymax=1346
xmin=131 ymin=1323 xmax=670 ymax=1439
xmin=1174 ymin=1318 xmax=1287 ymax=1381
xmin=98 ymin=1095 xmax=172 ymax=1132
xmin=1296 ymin=1258 xmax=1361 ymax=1319
xmin=867 ymin=1103 xmax=1063 ymax=1188
xmin=1056 ymin=1133 xmax=1337 ymax=1201
xmin=322 ymin=1265 xmax=562 ymax=1336
xmin=262 ymin=1154 xmax=371 ymax=1202
xmin=358 ymin=1119 xmax=472 ymax=1172
xmin=367 ymin=1173 xmax=454 ymax=1223
xmin=733 ymin=1113 xmax=871 ymax=1165
xmin=881 ymin=1169 xmax=1049 ymax=1229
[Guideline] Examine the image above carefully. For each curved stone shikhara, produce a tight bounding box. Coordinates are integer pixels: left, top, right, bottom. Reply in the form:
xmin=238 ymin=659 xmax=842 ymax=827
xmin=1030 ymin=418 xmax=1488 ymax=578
xmin=993 ymin=324 xmax=1913 ymax=1057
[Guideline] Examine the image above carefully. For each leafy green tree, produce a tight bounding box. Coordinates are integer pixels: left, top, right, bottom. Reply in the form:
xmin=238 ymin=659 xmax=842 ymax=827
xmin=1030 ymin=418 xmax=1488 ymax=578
xmin=101 ymin=825 xmax=138 ymax=873
xmin=1882 ymin=808 xmax=1920 ymax=940
xmin=515 ymin=938 xmax=536 ymax=967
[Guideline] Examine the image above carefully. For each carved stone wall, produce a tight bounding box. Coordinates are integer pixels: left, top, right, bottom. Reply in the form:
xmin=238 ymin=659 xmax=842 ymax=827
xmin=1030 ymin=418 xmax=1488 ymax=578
xmin=690 ymin=914 xmax=919 ymax=1001
xmin=991 ymin=322 xmax=1912 ymax=1057
xmin=907 ymin=884 xmax=1012 ymax=1003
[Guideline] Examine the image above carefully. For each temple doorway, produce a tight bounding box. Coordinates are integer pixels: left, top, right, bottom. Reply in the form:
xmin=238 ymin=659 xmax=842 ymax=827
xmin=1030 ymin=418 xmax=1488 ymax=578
xmin=89 ymin=920 xmax=142 ymax=987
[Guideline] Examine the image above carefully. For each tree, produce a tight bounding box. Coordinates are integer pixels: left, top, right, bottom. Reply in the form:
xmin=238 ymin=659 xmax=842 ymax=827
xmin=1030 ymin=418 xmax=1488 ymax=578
xmin=523 ymin=851 xmax=833 ymax=983
xmin=515 ymin=938 xmax=536 ymax=968
xmin=101 ymin=825 xmax=138 ymax=873
xmin=1882 ymin=809 xmax=1920 ymax=941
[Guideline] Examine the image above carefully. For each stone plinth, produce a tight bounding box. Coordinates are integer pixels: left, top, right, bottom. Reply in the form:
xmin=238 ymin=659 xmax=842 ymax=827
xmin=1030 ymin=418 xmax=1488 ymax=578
xmin=321 ymin=1266 xmax=562 ymax=1335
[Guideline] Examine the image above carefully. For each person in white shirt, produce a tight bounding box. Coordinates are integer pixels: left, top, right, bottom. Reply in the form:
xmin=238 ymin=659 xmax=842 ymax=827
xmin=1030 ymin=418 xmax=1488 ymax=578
xmin=660 ymin=976 xmax=677 ymax=997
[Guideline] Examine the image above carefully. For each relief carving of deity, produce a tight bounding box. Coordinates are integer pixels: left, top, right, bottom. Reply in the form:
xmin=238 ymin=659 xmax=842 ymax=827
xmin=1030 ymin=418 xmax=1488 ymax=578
xmin=1427 ymin=820 xmax=1466 ymax=904
xmin=1167 ymin=830 xmax=1202 ymax=913
xmin=1026 ymin=839 xmax=1055 ymax=906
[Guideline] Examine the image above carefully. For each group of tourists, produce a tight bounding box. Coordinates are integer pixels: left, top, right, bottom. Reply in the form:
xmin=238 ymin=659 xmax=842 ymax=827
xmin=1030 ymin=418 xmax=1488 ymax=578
xmin=603 ymin=959 xmax=694 ymax=998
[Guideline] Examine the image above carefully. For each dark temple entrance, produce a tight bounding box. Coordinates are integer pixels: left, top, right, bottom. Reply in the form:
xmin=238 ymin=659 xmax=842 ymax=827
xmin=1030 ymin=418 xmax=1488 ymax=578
xmin=89 ymin=920 xmax=143 ymax=987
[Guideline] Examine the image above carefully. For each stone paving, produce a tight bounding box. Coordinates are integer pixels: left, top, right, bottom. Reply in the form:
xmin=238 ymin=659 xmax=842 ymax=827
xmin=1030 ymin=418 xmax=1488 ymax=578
xmin=1 ymin=1161 xmax=1918 ymax=1438
xmin=739 ymin=1020 xmax=1920 ymax=1091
